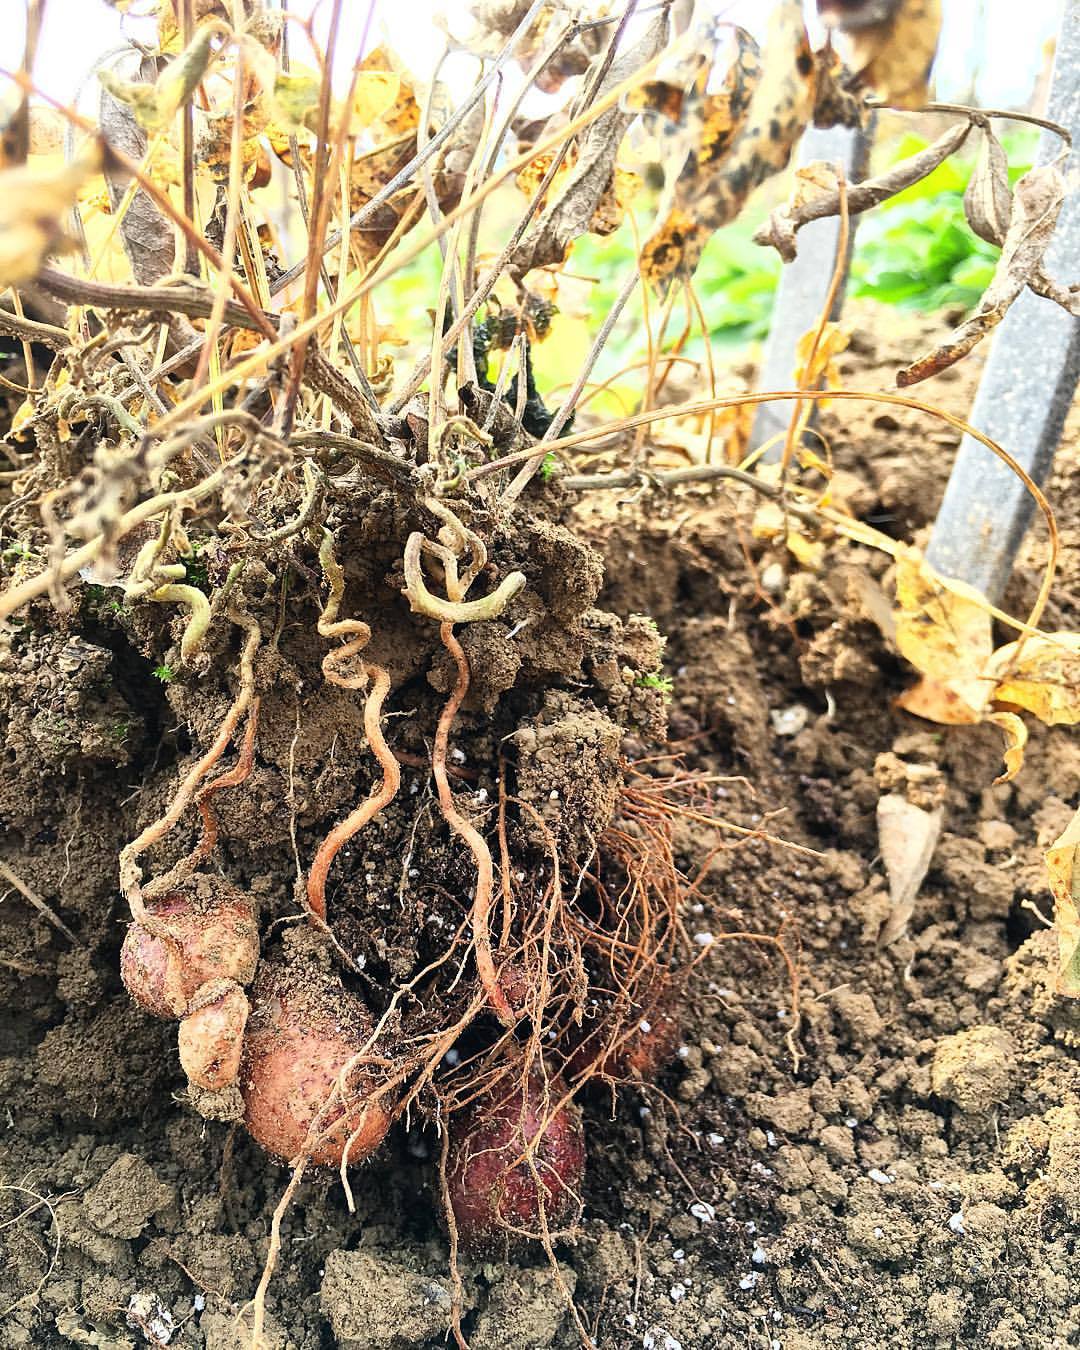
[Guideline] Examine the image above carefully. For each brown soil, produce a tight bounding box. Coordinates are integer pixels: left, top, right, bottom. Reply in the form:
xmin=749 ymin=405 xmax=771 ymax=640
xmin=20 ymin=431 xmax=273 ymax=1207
xmin=3 ymin=304 xmax=1079 ymax=1350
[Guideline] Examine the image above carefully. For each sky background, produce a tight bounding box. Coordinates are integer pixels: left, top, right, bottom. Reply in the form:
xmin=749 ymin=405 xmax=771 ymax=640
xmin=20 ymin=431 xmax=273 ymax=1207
xmin=5 ymin=0 xmax=1066 ymax=114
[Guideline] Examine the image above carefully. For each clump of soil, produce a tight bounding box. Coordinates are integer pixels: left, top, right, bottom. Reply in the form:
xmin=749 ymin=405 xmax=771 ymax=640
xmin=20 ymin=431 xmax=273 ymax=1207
xmin=3 ymin=305 xmax=1079 ymax=1349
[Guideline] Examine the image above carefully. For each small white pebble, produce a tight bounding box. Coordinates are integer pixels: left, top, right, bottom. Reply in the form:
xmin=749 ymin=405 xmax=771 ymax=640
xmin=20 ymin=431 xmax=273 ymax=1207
xmin=689 ymin=1201 xmax=715 ymax=1223
xmin=450 ymin=748 xmax=466 ymax=763
xmin=639 ymin=1020 xmax=652 ymax=1034
xmin=669 ymin=1283 xmax=686 ymax=1303
xmin=443 ymin=1048 xmax=460 ymax=1067
xmin=408 ymin=867 xmax=419 ymax=878
xmin=873 ymin=1226 xmax=884 ymax=1239
xmin=949 ymin=1210 xmax=965 ymax=1235
xmin=672 ymin=1248 xmax=684 ymax=1261
xmin=193 ymin=1295 xmax=205 ymax=1313
xmin=549 ymin=789 xmax=560 ymax=800
xmin=474 ymin=788 xmax=488 ymax=803
xmin=738 ymin=1272 xmax=759 ymax=1291
xmin=776 ymin=1008 xmax=787 ymax=1020
xmin=765 ymin=1131 xmax=777 ymax=1147
xmin=867 ymin=1168 xmax=894 ymax=1185
xmin=693 ymin=931 xmax=714 ymax=947
xmin=677 ymin=1045 xmax=691 ymax=1061
xmin=516 ymin=870 xmax=525 ymax=882
xmin=751 ymin=1244 xmax=767 ymax=1265
xmin=844 ymin=1116 xmax=858 ymax=1127
xmin=707 ymin=1133 xmax=725 ymax=1147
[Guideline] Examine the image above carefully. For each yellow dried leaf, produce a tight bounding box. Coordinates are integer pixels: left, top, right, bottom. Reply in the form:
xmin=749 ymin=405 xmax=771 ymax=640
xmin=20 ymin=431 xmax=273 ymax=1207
xmin=794 ymin=321 xmax=849 ymax=392
xmin=0 ymin=144 xmax=103 ymax=286
xmin=1045 ymin=805 xmax=1080 ymax=996
xmin=989 ymin=633 xmax=1080 ymax=725
xmin=269 ymin=71 xmax=320 ymax=133
xmin=893 ymin=548 xmax=993 ymax=718
xmin=987 ymin=710 xmax=1028 ymax=784
xmin=353 ymin=71 xmax=400 ymax=128
xmin=895 ymin=676 xmax=982 ymax=726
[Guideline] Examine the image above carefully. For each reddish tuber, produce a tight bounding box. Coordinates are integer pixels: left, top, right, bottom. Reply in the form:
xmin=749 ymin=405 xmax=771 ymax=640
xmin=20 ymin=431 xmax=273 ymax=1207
xmin=446 ymin=1070 xmax=585 ymax=1251
xmin=564 ymin=1005 xmax=681 ymax=1085
xmin=240 ymin=952 xmax=393 ymax=1166
xmin=120 ymin=875 xmax=259 ymax=1019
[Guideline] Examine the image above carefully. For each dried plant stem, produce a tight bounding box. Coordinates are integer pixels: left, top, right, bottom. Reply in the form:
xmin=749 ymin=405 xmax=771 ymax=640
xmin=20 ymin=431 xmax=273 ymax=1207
xmin=0 ymin=861 xmax=82 ymax=947
xmin=499 ymin=267 xmax=639 ymax=509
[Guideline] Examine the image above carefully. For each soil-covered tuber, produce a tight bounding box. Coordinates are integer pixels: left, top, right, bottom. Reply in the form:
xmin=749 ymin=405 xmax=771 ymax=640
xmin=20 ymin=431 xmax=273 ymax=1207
xmin=240 ymin=950 xmax=393 ymax=1166
xmin=446 ymin=1069 xmax=585 ymax=1251
xmin=120 ymin=875 xmax=259 ymax=1019
xmin=178 ymin=980 xmax=249 ymax=1091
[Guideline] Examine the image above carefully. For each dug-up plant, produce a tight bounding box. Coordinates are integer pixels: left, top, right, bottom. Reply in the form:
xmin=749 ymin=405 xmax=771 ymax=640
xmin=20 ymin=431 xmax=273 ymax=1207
xmin=2 ymin=0 xmax=1079 ymax=1344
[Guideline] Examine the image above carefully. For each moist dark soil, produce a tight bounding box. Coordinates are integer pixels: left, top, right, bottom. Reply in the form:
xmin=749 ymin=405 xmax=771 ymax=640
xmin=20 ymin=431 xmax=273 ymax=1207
xmin=3 ymin=304 xmax=1080 ymax=1350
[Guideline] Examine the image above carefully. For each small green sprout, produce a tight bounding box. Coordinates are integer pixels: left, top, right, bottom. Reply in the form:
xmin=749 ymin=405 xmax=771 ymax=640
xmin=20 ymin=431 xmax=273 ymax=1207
xmin=152 ymin=664 xmax=175 ymax=682
xmin=539 ymin=452 xmax=558 ymax=483
xmin=635 ymin=670 xmax=674 ymax=697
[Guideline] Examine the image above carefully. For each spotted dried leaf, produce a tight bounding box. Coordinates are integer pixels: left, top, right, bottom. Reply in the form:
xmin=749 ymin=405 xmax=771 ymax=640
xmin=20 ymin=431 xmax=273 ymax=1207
xmin=892 ymin=547 xmax=993 ymax=719
xmin=508 ymin=13 xmax=667 ymax=280
xmin=640 ymin=1 xmax=813 ymax=295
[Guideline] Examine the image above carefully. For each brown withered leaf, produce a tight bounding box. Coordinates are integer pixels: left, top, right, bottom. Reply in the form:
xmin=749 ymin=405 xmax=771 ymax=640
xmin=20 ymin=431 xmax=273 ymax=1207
xmin=898 ymin=162 xmax=1067 ymax=386
xmin=507 ymin=12 xmax=667 ymax=280
xmin=876 ymin=793 xmax=943 ymax=946
xmin=834 ymin=0 xmax=942 ymax=109
xmin=640 ymin=0 xmax=814 ymax=296
xmin=964 ymin=121 xmax=1012 ymax=247
xmin=755 ymin=121 xmax=970 ymax=262
xmin=99 ymin=55 xmax=175 ymax=285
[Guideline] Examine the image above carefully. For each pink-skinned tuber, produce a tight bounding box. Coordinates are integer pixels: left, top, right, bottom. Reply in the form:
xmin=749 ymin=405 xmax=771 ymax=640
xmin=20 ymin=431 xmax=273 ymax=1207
xmin=446 ymin=1069 xmax=585 ymax=1251
xmin=120 ymin=874 xmax=259 ymax=1019
xmin=240 ymin=949 xmax=394 ymax=1166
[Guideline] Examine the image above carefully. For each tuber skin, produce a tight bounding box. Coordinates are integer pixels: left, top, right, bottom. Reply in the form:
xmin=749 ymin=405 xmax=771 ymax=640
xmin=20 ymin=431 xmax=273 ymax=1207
xmin=120 ymin=875 xmax=259 ymax=1020
xmin=446 ymin=1070 xmax=585 ymax=1252
xmin=178 ymin=979 xmax=249 ymax=1091
xmin=564 ymin=1005 xmax=681 ymax=1085
xmin=240 ymin=953 xmax=393 ymax=1166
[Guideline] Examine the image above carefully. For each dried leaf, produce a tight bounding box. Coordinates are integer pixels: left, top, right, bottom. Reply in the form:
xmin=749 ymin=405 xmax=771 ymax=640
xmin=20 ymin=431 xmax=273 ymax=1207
xmin=989 ymin=633 xmax=1080 ymax=725
xmin=99 ymin=56 xmax=175 ymax=284
xmin=837 ymin=0 xmax=941 ymax=108
xmin=508 ymin=13 xmax=668 ymax=280
xmin=754 ymin=121 xmax=970 ymax=262
xmin=964 ymin=122 xmax=1012 ymax=247
xmin=98 ymin=23 xmax=216 ymax=133
xmin=793 ymin=320 xmax=849 ymax=398
xmin=899 ymin=162 xmax=1067 ymax=385
xmin=877 ymin=793 xmax=943 ymax=945
xmin=1045 ymin=805 xmax=1080 ymax=996
xmin=0 ymin=144 xmax=104 ymax=286
xmin=893 ymin=547 xmax=994 ymax=718
xmin=986 ymin=710 xmax=1028 ymax=784
xmin=641 ymin=1 xmax=814 ymax=295
xmin=358 ymin=46 xmax=419 ymax=136
xmin=895 ymin=676 xmax=984 ymax=726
